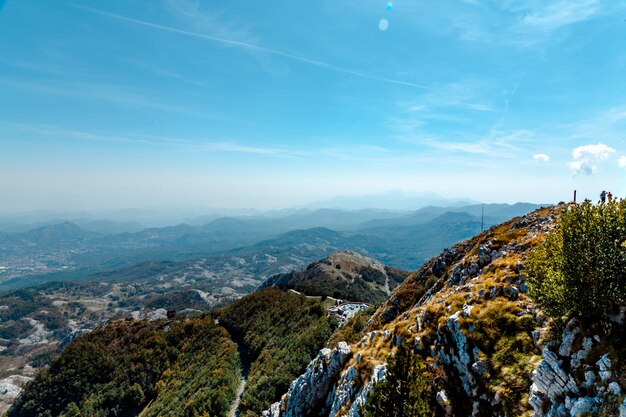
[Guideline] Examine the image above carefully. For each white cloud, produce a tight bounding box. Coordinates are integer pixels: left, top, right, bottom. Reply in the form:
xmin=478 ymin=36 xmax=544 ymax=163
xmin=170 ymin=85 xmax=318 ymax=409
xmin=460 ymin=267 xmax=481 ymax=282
xmin=426 ymin=140 xmax=491 ymax=154
xmin=567 ymin=143 xmax=615 ymax=175
xmin=618 ymin=156 xmax=626 ymax=168
xmin=572 ymin=143 xmax=615 ymax=160
xmin=533 ymin=153 xmax=550 ymax=162
xmin=522 ymin=0 xmax=600 ymax=32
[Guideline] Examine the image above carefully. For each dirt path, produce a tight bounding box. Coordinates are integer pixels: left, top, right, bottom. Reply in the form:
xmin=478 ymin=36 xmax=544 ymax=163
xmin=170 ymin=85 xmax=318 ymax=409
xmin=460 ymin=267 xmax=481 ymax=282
xmin=228 ymin=377 xmax=246 ymax=417
xmin=227 ymin=336 xmax=251 ymax=417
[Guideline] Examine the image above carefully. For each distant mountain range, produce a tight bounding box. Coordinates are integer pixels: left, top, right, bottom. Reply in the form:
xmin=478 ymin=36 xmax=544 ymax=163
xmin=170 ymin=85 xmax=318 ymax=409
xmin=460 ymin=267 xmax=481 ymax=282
xmin=304 ymin=190 xmax=477 ymax=210
xmin=0 ymin=203 xmax=545 ymax=289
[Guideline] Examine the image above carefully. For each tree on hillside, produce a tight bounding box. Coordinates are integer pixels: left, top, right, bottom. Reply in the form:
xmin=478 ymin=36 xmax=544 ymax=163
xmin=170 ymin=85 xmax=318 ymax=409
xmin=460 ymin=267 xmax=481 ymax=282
xmin=527 ymin=200 xmax=626 ymax=319
xmin=361 ymin=343 xmax=435 ymax=417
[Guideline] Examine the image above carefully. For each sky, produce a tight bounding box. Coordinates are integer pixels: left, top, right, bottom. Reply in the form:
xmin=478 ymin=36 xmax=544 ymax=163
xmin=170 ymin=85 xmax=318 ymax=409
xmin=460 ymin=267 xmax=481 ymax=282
xmin=1 ymin=0 xmax=626 ymax=212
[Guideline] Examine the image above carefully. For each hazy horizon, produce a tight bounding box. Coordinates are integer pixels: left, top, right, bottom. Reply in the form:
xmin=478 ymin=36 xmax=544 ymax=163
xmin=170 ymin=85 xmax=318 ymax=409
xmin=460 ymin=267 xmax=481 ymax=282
xmin=0 ymin=190 xmax=545 ymax=226
xmin=2 ymin=0 xmax=625 ymax=213
xmin=0 ymin=189 xmax=541 ymax=216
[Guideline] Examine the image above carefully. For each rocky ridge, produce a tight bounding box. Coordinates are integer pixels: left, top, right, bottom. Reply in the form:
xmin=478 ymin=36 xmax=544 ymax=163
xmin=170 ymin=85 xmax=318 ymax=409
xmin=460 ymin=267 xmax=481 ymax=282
xmin=262 ymin=205 xmax=626 ymax=417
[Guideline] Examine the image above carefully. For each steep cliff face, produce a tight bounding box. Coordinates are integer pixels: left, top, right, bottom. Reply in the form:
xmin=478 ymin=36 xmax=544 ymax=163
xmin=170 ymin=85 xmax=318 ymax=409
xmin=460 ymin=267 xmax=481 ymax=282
xmin=262 ymin=342 xmax=352 ymax=417
xmin=264 ymin=205 xmax=626 ymax=417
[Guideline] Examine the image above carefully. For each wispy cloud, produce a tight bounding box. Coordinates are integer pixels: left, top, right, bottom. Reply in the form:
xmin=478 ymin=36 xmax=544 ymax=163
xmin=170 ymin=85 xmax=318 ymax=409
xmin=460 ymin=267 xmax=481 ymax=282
xmin=193 ymin=141 xmax=307 ymax=157
xmin=399 ymin=81 xmax=498 ymax=115
xmin=511 ymin=67 xmax=527 ymax=96
xmin=424 ymin=0 xmax=620 ymax=47
xmin=425 ymin=139 xmax=492 ymax=155
xmin=533 ymin=153 xmax=550 ymax=162
xmin=389 ymin=80 xmax=506 ymax=153
xmin=0 ymin=77 xmax=201 ymax=115
xmin=2 ymin=121 xmax=511 ymax=167
xmin=618 ymin=156 xmax=626 ymax=168
xmin=564 ymin=105 xmax=626 ymax=143
xmin=0 ymin=58 xmax=91 ymax=78
xmin=520 ymin=0 xmax=600 ymax=32
xmin=66 ymin=3 xmax=437 ymax=91
xmin=164 ymin=0 xmax=254 ymax=42
xmin=567 ymin=143 xmax=615 ymax=175
xmin=1 ymin=121 xmax=308 ymax=158
xmin=398 ymin=129 xmax=534 ymax=160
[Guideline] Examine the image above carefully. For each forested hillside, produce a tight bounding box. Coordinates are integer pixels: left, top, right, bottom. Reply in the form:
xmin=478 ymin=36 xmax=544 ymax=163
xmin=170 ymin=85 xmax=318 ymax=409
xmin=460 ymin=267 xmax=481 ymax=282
xmin=8 ymin=317 xmax=240 ymax=417
xmin=219 ymin=288 xmax=336 ymax=416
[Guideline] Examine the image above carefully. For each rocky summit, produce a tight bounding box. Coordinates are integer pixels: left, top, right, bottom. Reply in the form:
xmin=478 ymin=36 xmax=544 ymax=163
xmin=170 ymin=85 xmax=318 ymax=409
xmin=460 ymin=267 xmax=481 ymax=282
xmin=260 ymin=250 xmax=409 ymax=304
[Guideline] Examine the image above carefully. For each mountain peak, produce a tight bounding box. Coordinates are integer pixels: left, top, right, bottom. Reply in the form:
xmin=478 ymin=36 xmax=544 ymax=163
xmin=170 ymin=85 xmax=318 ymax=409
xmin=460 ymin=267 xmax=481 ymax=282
xmin=261 ymin=250 xmax=409 ymax=303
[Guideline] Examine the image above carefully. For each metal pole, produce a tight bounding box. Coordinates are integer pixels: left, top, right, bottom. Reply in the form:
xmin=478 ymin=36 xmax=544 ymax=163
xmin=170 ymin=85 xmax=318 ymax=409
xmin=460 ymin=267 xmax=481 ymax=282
xmin=574 ymin=190 xmax=577 ymax=203
xmin=481 ymin=204 xmax=484 ymax=232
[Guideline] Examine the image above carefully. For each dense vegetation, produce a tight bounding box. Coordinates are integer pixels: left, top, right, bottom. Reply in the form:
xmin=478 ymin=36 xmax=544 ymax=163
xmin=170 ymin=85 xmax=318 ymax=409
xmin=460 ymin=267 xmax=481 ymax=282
xmin=528 ymin=201 xmax=626 ymax=319
xmin=8 ymin=317 xmax=240 ymax=417
xmin=362 ymin=343 xmax=435 ymax=417
xmin=218 ymin=288 xmax=336 ymax=416
xmin=142 ymin=319 xmax=240 ymax=417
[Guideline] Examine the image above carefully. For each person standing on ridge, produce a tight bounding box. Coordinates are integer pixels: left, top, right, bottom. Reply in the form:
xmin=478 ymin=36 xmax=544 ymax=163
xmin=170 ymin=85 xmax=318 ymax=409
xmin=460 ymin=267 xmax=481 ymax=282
xmin=601 ymin=190 xmax=607 ymax=203
xmin=608 ymin=191 xmax=613 ymax=202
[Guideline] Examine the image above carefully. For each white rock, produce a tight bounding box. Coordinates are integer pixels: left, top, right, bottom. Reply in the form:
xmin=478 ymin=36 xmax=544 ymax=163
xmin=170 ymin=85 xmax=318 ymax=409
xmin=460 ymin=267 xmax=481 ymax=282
xmin=263 ymin=342 xmax=352 ymax=417
xmin=344 ymin=364 xmax=387 ymax=417
xmin=436 ymin=389 xmax=453 ymax=416
xmin=597 ymin=354 xmax=612 ymax=381
xmin=146 ymin=308 xmax=168 ymax=321
xmin=443 ymin=311 xmax=475 ymax=396
xmin=0 ymin=375 xmax=33 ymax=402
xmin=569 ymin=397 xmax=600 ymax=417
xmin=608 ymin=381 xmax=621 ymax=396
xmin=620 ymin=397 xmax=626 ymax=417
xmin=558 ymin=321 xmax=579 ymax=357
xmin=582 ymin=371 xmax=596 ymax=389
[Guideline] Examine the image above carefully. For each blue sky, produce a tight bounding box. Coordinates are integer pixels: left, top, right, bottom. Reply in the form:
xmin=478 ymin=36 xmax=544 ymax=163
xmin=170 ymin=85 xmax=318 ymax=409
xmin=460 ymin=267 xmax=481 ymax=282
xmin=1 ymin=0 xmax=626 ymax=212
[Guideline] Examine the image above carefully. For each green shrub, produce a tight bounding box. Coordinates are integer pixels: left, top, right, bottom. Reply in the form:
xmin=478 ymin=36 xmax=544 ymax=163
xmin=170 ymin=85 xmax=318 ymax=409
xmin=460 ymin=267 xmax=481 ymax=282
xmin=361 ymin=343 xmax=435 ymax=417
xmin=527 ymin=201 xmax=626 ymax=319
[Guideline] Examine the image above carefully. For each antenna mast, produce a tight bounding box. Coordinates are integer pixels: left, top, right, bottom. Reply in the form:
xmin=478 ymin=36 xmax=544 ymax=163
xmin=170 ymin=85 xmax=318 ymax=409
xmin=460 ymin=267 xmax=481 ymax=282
xmin=481 ymin=204 xmax=484 ymax=233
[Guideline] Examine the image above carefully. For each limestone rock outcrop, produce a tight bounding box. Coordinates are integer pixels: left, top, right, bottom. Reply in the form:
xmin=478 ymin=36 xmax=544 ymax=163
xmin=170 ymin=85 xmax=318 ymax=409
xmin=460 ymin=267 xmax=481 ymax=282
xmin=263 ymin=342 xmax=352 ymax=417
xmin=529 ymin=320 xmax=623 ymax=417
